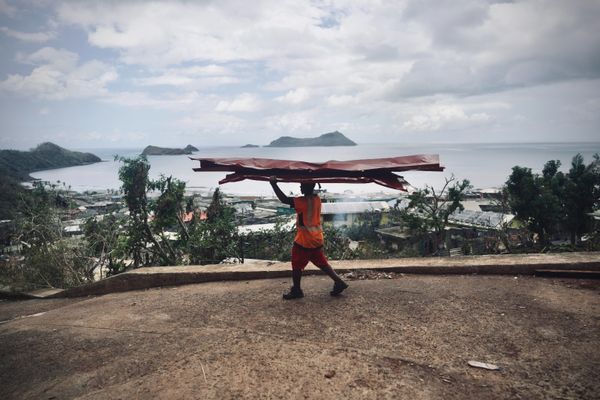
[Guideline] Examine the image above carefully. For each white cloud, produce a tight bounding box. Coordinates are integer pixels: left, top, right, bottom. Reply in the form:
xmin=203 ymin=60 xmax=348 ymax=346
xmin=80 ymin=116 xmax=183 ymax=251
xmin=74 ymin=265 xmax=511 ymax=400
xmin=0 ymin=26 xmax=56 ymax=42
xmin=215 ymin=93 xmax=262 ymax=113
xmin=276 ymin=87 xmax=310 ymax=105
xmin=104 ymin=90 xmax=201 ymax=110
xmin=0 ymin=0 xmax=17 ymax=17
xmin=82 ymin=129 xmax=147 ymax=143
xmin=266 ymin=111 xmax=314 ymax=132
xmin=392 ymin=1 xmax=600 ymax=98
xmin=1 ymin=0 xmax=599 ymax=147
xmin=51 ymin=0 xmax=600 ymax=103
xmin=177 ymin=113 xmax=245 ymax=135
xmin=402 ymin=104 xmax=490 ymax=132
xmin=327 ymin=94 xmax=357 ymax=107
xmin=19 ymin=46 xmax=78 ymax=70
xmin=56 ymin=1 xmax=330 ymax=67
xmin=0 ymin=47 xmax=118 ymax=100
xmin=135 ymin=65 xmax=239 ymax=87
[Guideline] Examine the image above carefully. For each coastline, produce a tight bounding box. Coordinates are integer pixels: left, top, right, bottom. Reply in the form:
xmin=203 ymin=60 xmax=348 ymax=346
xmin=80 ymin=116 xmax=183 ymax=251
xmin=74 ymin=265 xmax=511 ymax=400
xmin=25 ymin=141 xmax=600 ymax=194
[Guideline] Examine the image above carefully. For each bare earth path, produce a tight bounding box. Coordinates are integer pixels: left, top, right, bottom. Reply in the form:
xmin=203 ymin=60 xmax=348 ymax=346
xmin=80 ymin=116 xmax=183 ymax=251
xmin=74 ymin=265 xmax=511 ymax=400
xmin=1 ymin=275 xmax=599 ymax=399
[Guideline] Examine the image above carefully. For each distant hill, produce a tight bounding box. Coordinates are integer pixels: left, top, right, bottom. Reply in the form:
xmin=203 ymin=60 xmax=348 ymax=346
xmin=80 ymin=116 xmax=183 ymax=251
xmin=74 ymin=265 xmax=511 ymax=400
xmin=0 ymin=142 xmax=101 ymax=181
xmin=241 ymin=144 xmax=259 ymax=148
xmin=142 ymin=144 xmax=198 ymax=156
xmin=266 ymin=131 xmax=357 ymax=147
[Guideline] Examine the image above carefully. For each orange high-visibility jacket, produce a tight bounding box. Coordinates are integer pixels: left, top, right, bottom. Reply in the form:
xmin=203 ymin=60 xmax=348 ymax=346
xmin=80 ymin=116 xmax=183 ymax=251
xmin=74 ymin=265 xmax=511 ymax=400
xmin=293 ymin=195 xmax=324 ymax=248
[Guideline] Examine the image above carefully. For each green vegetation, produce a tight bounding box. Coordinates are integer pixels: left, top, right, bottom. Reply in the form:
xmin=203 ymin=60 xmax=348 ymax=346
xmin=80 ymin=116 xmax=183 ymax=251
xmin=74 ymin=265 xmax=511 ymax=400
xmin=187 ymin=188 xmax=240 ymax=264
xmin=0 ymin=183 xmax=95 ymax=291
xmin=141 ymin=144 xmax=198 ymax=156
xmin=0 ymin=174 xmax=27 ymax=220
xmin=266 ymin=131 xmax=356 ymax=147
xmin=505 ymin=153 xmax=600 ymax=247
xmin=0 ymin=142 xmax=101 ymax=181
xmin=83 ymin=214 xmax=127 ymax=277
xmin=0 ymin=142 xmax=101 ymax=218
xmin=398 ymin=176 xmax=472 ymax=254
xmin=1 ymin=151 xmax=598 ymax=292
xmin=115 ymin=156 xmax=240 ymax=267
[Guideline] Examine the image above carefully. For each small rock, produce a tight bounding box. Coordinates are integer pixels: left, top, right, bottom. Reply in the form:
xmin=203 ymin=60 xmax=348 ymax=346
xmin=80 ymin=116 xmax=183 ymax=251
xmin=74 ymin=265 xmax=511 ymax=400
xmin=324 ymin=370 xmax=336 ymax=379
xmin=468 ymin=361 xmax=500 ymax=371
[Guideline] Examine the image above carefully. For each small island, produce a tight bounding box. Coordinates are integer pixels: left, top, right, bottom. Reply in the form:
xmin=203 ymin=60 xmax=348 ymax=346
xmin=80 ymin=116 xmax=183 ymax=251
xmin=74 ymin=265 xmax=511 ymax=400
xmin=0 ymin=142 xmax=101 ymax=181
xmin=266 ymin=131 xmax=357 ymax=147
xmin=241 ymin=144 xmax=260 ymax=148
xmin=141 ymin=144 xmax=198 ymax=156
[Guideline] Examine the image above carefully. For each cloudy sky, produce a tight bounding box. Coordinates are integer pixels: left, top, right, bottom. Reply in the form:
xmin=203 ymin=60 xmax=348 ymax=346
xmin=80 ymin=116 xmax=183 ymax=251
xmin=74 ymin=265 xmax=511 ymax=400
xmin=0 ymin=0 xmax=599 ymax=150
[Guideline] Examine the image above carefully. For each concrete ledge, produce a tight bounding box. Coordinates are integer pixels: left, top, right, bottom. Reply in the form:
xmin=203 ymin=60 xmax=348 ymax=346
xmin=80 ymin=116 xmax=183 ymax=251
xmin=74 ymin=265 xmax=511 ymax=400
xmin=4 ymin=252 xmax=600 ymax=299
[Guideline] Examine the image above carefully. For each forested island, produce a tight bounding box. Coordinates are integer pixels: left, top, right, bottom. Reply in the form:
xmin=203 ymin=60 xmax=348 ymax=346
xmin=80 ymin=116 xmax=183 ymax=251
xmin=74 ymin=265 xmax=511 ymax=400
xmin=141 ymin=144 xmax=198 ymax=156
xmin=266 ymin=131 xmax=356 ymax=147
xmin=0 ymin=142 xmax=102 ymax=219
xmin=0 ymin=142 xmax=101 ymax=181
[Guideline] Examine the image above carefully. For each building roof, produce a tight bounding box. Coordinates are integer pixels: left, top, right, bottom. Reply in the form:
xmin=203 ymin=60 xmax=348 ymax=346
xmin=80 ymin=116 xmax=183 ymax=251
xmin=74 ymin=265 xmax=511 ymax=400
xmin=588 ymin=210 xmax=600 ymax=221
xmin=237 ymin=219 xmax=295 ymax=235
xmin=375 ymin=226 xmax=412 ymax=239
xmin=448 ymin=209 xmax=515 ymax=230
xmin=321 ymin=201 xmax=390 ymax=215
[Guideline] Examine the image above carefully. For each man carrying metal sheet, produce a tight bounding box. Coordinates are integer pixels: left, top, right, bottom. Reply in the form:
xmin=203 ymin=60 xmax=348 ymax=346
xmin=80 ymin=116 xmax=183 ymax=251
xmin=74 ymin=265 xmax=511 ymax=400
xmin=270 ymin=176 xmax=348 ymax=299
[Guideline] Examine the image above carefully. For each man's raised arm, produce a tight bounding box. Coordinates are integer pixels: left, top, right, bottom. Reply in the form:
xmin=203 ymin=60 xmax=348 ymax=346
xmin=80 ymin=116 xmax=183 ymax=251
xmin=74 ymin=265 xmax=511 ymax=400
xmin=270 ymin=177 xmax=294 ymax=206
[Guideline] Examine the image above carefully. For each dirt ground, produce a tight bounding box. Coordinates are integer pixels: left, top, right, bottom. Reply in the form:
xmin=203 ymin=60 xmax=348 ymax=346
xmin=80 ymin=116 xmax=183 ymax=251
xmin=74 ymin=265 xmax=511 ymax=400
xmin=1 ymin=274 xmax=599 ymax=399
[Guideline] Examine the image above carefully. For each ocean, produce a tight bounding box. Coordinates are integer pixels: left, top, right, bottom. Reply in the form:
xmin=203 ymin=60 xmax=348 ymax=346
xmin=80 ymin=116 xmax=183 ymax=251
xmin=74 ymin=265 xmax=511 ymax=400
xmin=30 ymin=142 xmax=600 ymax=196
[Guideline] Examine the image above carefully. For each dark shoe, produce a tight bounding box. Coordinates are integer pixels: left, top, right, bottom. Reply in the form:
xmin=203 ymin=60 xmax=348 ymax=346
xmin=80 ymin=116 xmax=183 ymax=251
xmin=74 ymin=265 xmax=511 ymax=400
xmin=283 ymin=287 xmax=304 ymax=300
xmin=330 ymin=281 xmax=349 ymax=296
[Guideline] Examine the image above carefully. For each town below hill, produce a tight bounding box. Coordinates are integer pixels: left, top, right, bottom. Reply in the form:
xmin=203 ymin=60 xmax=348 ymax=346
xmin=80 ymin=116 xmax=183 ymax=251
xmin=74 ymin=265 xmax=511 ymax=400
xmin=141 ymin=144 xmax=198 ymax=156
xmin=266 ymin=131 xmax=357 ymax=147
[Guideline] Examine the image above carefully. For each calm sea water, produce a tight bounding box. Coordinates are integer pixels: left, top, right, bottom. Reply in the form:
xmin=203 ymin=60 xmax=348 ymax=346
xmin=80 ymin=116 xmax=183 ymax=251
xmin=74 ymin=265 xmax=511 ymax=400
xmin=30 ymin=143 xmax=600 ymax=196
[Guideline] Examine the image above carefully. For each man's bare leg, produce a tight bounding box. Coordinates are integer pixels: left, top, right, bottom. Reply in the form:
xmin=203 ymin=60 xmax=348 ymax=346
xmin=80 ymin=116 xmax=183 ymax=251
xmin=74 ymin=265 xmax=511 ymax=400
xmin=292 ymin=269 xmax=302 ymax=289
xmin=317 ymin=264 xmax=349 ymax=296
xmin=317 ymin=264 xmax=343 ymax=283
xmin=283 ymin=269 xmax=304 ymax=300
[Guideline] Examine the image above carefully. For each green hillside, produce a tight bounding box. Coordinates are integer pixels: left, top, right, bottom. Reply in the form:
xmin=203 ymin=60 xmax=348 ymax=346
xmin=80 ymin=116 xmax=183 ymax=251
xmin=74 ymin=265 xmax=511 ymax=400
xmin=0 ymin=142 xmax=101 ymax=181
xmin=141 ymin=144 xmax=198 ymax=156
xmin=266 ymin=131 xmax=357 ymax=147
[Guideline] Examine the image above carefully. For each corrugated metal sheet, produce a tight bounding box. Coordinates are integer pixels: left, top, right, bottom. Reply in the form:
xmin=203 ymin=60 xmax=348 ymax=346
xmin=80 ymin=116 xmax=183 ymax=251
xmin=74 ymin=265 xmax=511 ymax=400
xmin=191 ymin=155 xmax=444 ymax=191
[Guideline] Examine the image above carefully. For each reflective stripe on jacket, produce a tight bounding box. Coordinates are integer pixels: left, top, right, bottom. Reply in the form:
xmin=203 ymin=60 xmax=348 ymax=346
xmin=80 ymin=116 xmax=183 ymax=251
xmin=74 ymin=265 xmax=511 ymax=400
xmin=293 ymin=195 xmax=324 ymax=248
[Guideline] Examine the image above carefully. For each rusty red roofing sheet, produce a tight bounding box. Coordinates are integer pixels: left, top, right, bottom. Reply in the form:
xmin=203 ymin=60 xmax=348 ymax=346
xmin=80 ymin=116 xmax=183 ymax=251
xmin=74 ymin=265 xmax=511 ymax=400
xmin=191 ymin=154 xmax=444 ymax=191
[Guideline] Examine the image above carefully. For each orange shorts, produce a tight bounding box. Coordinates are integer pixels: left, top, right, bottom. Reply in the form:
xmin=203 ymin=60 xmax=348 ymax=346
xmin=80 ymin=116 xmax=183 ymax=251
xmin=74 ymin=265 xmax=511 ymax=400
xmin=291 ymin=243 xmax=328 ymax=270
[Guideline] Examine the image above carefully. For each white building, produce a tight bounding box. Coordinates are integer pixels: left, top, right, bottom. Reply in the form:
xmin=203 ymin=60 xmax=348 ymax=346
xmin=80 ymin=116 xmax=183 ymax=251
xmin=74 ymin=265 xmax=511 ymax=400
xmin=321 ymin=201 xmax=390 ymax=228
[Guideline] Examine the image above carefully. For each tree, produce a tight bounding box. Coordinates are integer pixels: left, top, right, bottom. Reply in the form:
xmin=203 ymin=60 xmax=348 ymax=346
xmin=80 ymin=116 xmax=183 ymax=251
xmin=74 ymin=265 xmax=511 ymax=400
xmin=150 ymin=175 xmax=190 ymax=241
xmin=400 ymin=176 xmax=471 ymax=254
xmin=563 ymin=154 xmax=600 ymax=244
xmin=241 ymin=218 xmax=295 ymax=261
xmin=187 ymin=188 xmax=241 ymax=264
xmin=118 ymin=156 xmax=179 ymax=266
xmin=2 ymin=183 xmax=94 ymax=290
xmin=505 ymin=163 xmax=564 ymax=246
xmin=0 ymin=172 xmax=27 ymax=220
xmin=505 ymin=154 xmax=600 ymax=247
xmin=83 ymin=214 xmax=127 ymax=277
